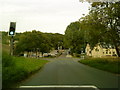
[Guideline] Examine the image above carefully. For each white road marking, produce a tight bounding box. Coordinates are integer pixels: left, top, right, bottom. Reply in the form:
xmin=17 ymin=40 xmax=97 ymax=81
xmin=20 ymin=85 xmax=99 ymax=90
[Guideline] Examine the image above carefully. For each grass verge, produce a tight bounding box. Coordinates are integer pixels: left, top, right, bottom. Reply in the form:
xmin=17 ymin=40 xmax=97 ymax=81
xmin=79 ymin=58 xmax=120 ymax=74
xmin=2 ymin=51 xmax=49 ymax=88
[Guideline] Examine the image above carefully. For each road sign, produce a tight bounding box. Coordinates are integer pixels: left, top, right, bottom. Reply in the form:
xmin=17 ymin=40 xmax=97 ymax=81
xmin=9 ymin=22 xmax=16 ymax=36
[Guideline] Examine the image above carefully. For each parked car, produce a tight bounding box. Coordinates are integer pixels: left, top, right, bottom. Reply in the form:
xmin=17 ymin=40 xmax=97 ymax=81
xmin=43 ymin=53 xmax=49 ymax=57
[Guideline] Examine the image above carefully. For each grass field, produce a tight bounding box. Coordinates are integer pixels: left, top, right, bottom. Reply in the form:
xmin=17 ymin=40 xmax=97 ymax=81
xmin=2 ymin=51 xmax=49 ymax=88
xmin=79 ymin=58 xmax=120 ymax=74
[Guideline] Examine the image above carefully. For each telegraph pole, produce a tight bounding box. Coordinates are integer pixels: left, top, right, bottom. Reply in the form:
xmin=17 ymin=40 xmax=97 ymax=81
xmin=8 ymin=22 xmax=16 ymax=56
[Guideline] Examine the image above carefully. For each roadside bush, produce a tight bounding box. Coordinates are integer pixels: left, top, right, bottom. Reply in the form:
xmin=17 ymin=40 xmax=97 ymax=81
xmin=2 ymin=51 xmax=48 ymax=88
xmin=2 ymin=67 xmax=26 ymax=88
xmin=2 ymin=52 xmax=27 ymax=88
xmin=79 ymin=58 xmax=120 ymax=74
xmin=2 ymin=51 xmax=15 ymax=67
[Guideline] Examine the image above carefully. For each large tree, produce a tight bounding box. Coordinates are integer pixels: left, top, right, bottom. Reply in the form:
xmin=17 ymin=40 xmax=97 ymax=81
xmin=89 ymin=2 xmax=120 ymax=57
xmin=78 ymin=2 xmax=120 ymax=57
xmin=15 ymin=30 xmax=51 ymax=55
xmin=64 ymin=21 xmax=85 ymax=54
xmin=14 ymin=30 xmax=64 ymax=55
xmin=79 ymin=9 xmax=107 ymax=49
xmin=43 ymin=33 xmax=64 ymax=49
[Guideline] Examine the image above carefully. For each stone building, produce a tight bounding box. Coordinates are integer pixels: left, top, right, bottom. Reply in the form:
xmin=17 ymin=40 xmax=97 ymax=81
xmin=86 ymin=43 xmax=118 ymax=57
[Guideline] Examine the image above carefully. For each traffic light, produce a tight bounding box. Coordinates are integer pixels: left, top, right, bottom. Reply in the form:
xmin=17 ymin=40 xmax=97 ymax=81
xmin=9 ymin=22 xmax=16 ymax=36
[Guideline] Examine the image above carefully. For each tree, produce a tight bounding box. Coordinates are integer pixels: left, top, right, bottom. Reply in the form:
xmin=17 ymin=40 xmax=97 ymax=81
xmin=64 ymin=1 xmax=120 ymax=57
xmin=78 ymin=2 xmax=120 ymax=57
xmin=79 ymin=10 xmax=107 ymax=49
xmin=14 ymin=30 xmax=65 ymax=55
xmin=89 ymin=2 xmax=120 ymax=57
xmin=43 ymin=33 xmax=64 ymax=50
xmin=64 ymin=21 xmax=85 ymax=54
xmin=15 ymin=30 xmax=51 ymax=55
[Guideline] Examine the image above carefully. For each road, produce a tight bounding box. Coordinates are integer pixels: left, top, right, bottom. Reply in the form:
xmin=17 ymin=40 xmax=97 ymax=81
xmin=20 ymin=53 xmax=119 ymax=89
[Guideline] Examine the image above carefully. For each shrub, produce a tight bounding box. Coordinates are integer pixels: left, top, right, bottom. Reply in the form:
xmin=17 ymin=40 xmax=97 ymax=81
xmin=2 ymin=51 xmax=15 ymax=67
xmin=79 ymin=58 xmax=120 ymax=74
xmin=2 ymin=51 xmax=48 ymax=88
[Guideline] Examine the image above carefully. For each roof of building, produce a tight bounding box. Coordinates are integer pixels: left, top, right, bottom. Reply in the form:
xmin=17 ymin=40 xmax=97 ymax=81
xmin=87 ymin=43 xmax=115 ymax=50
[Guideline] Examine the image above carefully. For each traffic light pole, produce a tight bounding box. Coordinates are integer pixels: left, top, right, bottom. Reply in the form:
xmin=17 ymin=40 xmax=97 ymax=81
xmin=10 ymin=36 xmax=14 ymax=56
xmin=9 ymin=22 xmax=16 ymax=56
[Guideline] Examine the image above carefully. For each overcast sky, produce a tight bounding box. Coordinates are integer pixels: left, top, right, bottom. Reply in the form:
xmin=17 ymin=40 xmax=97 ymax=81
xmin=0 ymin=0 xmax=91 ymax=34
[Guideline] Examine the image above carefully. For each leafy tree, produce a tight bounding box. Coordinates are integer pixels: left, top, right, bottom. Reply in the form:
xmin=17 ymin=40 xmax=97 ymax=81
xmin=64 ymin=21 xmax=85 ymax=54
xmin=64 ymin=1 xmax=120 ymax=57
xmin=14 ymin=30 xmax=64 ymax=55
xmin=15 ymin=30 xmax=51 ymax=55
xmin=43 ymin=33 xmax=64 ymax=50
xmin=79 ymin=11 xmax=107 ymax=49
xmin=88 ymin=2 xmax=120 ymax=57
